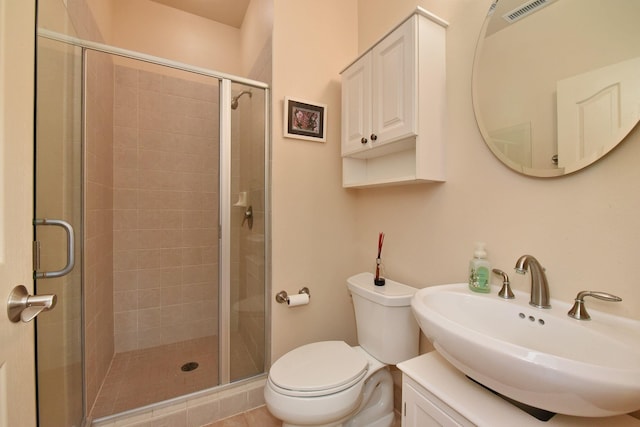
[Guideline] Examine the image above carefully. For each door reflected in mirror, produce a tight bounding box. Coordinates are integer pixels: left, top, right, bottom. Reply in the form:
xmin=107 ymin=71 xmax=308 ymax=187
xmin=472 ymin=0 xmax=640 ymax=177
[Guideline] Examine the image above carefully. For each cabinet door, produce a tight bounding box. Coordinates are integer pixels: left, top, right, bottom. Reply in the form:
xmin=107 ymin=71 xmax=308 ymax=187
xmin=371 ymin=16 xmax=417 ymax=145
xmin=403 ymin=382 xmax=464 ymax=427
xmin=341 ymin=53 xmax=371 ymax=155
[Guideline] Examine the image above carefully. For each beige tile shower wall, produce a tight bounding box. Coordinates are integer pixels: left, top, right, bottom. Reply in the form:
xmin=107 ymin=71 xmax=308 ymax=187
xmin=113 ymin=65 xmax=220 ymax=353
xmin=84 ymin=50 xmax=115 ymax=412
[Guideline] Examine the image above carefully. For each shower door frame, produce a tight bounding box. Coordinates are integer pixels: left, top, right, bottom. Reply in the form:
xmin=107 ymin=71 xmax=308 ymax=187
xmin=37 ymin=27 xmax=271 ymax=418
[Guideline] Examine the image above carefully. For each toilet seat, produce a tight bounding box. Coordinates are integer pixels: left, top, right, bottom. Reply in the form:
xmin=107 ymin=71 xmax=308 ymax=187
xmin=269 ymin=341 xmax=368 ymax=397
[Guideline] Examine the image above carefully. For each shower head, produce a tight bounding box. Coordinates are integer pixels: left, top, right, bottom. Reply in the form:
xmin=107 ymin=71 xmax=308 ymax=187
xmin=231 ymin=90 xmax=252 ymax=110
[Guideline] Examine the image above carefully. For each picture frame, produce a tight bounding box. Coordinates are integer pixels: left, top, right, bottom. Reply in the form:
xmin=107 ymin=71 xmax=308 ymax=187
xmin=283 ymin=97 xmax=327 ymax=142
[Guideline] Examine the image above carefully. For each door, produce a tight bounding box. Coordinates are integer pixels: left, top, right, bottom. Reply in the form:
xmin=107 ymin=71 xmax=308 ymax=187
xmin=34 ymin=36 xmax=83 ymax=427
xmin=228 ymin=82 xmax=267 ymax=382
xmin=0 ymin=1 xmax=37 ymax=427
xmin=341 ymin=53 xmax=371 ymax=156
xmin=402 ymin=379 xmax=474 ymax=427
xmin=371 ymin=15 xmax=416 ymax=146
xmin=557 ymin=57 xmax=640 ymax=168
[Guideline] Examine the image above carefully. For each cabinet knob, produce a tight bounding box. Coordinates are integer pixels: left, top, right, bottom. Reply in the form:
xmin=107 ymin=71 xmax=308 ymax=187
xmin=360 ymin=137 xmax=368 ymax=144
xmin=370 ymin=134 xmax=378 ymax=141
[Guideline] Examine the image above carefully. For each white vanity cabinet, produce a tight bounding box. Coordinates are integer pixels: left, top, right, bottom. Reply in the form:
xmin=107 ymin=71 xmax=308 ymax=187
xmin=398 ymin=352 xmax=640 ymax=427
xmin=340 ymin=8 xmax=448 ymax=188
xmin=401 ymin=375 xmax=474 ymax=427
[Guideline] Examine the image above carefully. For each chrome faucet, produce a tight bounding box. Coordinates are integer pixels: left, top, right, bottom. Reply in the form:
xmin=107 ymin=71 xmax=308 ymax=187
xmin=514 ymin=255 xmax=551 ymax=308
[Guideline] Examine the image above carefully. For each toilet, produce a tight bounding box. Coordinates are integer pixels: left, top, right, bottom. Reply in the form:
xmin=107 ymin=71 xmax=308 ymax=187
xmin=264 ymin=272 xmax=419 ymax=427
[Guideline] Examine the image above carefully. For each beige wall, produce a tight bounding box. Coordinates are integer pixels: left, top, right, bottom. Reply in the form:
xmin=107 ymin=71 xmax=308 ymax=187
xmin=38 ymin=0 xmax=79 ymax=36
xmin=107 ymin=0 xmax=242 ymax=75
xmin=241 ymin=0 xmax=273 ymax=77
xmin=270 ymin=0 xmax=640 ymax=364
xmin=271 ymin=0 xmax=360 ymax=361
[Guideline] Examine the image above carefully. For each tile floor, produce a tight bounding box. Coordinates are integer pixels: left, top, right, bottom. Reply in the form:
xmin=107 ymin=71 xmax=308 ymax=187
xmin=203 ymin=406 xmax=280 ymax=427
xmin=205 ymin=406 xmax=402 ymax=427
xmin=91 ymin=335 xmax=259 ymax=419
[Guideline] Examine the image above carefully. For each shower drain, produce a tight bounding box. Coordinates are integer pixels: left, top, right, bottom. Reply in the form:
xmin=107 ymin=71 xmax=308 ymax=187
xmin=181 ymin=362 xmax=199 ymax=372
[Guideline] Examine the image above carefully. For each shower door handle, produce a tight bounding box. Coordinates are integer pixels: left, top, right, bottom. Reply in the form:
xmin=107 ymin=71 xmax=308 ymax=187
xmin=33 ymin=218 xmax=75 ymax=279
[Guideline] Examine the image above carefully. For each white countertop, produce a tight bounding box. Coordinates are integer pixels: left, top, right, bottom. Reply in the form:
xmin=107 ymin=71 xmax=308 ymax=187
xmin=397 ymin=352 xmax=640 ymax=426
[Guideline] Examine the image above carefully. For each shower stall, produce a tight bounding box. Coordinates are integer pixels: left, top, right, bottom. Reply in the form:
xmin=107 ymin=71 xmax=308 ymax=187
xmin=34 ymin=27 xmax=270 ymax=426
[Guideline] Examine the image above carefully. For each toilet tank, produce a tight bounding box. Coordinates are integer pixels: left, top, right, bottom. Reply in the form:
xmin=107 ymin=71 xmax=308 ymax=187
xmin=347 ymin=272 xmax=419 ymax=364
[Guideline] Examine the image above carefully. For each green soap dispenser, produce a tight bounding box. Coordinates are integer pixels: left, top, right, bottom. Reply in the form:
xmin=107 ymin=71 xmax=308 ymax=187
xmin=468 ymin=242 xmax=491 ymax=293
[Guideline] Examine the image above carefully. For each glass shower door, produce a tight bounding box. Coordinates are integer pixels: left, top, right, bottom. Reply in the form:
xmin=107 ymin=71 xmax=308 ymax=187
xmin=35 ymin=28 xmax=269 ymax=423
xmin=228 ymin=82 xmax=267 ymax=382
xmin=34 ymin=36 xmax=84 ymax=427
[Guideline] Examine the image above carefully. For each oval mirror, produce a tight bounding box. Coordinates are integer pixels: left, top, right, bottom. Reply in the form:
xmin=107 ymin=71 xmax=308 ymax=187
xmin=472 ymin=0 xmax=640 ymax=177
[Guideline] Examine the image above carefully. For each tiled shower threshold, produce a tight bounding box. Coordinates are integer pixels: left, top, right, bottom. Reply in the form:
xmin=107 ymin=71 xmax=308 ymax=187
xmin=91 ymin=375 xmax=268 ymax=427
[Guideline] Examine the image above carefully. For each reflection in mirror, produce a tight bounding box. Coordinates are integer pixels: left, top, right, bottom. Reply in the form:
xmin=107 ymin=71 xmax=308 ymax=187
xmin=473 ymin=0 xmax=640 ymax=177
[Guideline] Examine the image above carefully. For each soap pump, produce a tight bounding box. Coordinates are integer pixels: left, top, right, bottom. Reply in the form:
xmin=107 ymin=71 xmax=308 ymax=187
xmin=468 ymin=242 xmax=491 ymax=293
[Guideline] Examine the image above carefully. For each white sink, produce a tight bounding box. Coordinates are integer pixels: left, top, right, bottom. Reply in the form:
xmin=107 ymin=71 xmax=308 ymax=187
xmin=411 ymin=283 xmax=640 ymax=417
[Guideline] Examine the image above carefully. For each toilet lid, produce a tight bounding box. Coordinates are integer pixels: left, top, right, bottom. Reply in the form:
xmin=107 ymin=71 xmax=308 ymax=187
xmin=269 ymin=341 xmax=368 ymax=396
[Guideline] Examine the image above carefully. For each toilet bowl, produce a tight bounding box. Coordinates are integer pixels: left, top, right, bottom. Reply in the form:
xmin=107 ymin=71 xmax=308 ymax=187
xmin=265 ymin=272 xmax=419 ymax=427
xmin=265 ymin=341 xmax=393 ymax=427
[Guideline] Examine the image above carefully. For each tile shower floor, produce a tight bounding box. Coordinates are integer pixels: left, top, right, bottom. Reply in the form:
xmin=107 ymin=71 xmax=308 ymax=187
xmin=91 ymin=335 xmax=259 ymax=419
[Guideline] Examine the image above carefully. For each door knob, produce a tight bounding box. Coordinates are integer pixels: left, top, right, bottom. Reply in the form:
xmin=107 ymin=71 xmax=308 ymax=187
xmin=7 ymin=285 xmax=57 ymax=323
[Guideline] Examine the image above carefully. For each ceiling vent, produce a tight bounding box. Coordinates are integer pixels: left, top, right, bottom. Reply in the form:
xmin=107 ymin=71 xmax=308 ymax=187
xmin=502 ymin=0 xmax=556 ymax=24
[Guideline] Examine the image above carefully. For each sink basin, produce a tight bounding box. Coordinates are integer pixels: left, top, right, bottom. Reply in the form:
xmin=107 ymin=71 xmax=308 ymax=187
xmin=411 ymin=283 xmax=640 ymax=417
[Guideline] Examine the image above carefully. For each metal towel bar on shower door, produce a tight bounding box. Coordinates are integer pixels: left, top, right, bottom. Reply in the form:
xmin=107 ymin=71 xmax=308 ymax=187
xmin=33 ymin=218 xmax=75 ymax=279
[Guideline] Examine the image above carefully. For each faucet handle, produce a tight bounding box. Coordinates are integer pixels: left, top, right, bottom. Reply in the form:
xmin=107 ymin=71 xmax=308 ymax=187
xmin=492 ymin=269 xmax=514 ymax=299
xmin=567 ymin=291 xmax=622 ymax=320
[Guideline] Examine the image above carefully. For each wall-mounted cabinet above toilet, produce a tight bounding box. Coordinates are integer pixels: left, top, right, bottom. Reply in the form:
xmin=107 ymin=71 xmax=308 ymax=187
xmin=340 ymin=8 xmax=448 ymax=188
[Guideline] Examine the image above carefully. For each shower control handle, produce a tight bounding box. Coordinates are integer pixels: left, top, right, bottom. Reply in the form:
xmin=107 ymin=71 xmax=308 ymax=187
xmin=7 ymin=285 xmax=57 ymax=323
xmin=242 ymin=205 xmax=253 ymax=230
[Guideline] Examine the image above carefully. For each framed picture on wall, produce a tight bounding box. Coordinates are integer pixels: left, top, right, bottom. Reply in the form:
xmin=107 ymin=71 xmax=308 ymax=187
xmin=283 ymin=97 xmax=327 ymax=142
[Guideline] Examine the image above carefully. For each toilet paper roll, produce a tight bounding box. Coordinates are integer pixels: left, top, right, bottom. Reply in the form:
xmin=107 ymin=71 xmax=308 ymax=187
xmin=287 ymin=293 xmax=310 ymax=307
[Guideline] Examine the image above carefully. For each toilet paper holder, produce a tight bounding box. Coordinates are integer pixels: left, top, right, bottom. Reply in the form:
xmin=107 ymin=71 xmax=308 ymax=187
xmin=276 ymin=287 xmax=310 ymax=304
